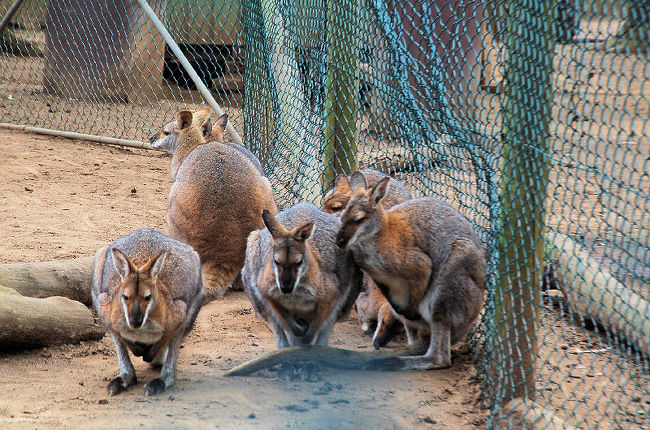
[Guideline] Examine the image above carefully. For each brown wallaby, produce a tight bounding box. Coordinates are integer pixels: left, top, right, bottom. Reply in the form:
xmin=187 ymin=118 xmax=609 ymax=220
xmin=335 ymin=171 xmax=486 ymax=370
xmin=91 ymin=228 xmax=203 ymax=396
xmin=322 ymin=169 xmax=412 ymax=215
xmin=167 ymin=110 xmax=277 ymax=300
xmin=149 ymin=108 xmax=265 ymax=177
xmin=242 ymin=202 xmax=363 ymax=348
xmin=355 ymin=276 xmax=404 ymax=348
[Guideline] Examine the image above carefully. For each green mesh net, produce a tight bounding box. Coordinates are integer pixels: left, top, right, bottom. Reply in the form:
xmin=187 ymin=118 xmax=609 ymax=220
xmin=0 ymin=1 xmax=647 ymax=428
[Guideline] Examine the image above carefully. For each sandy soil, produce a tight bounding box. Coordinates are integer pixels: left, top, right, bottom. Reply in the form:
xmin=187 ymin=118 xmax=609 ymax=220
xmin=0 ymin=128 xmax=486 ymax=429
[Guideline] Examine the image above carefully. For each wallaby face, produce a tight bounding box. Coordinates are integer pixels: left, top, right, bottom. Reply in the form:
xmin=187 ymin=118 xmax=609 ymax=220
xmin=149 ymin=108 xmax=227 ymax=151
xmin=111 ymin=248 xmax=166 ymax=330
xmin=262 ymin=209 xmax=314 ymax=295
xmin=322 ymin=174 xmax=351 ymax=214
xmin=335 ymin=173 xmax=389 ymax=249
xmin=322 ymin=170 xmax=413 ymax=216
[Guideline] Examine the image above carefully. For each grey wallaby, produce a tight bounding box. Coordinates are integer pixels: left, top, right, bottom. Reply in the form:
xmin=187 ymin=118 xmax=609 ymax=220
xmin=91 ymin=228 xmax=203 ymax=396
xmin=336 ymin=171 xmax=486 ymax=370
xmin=242 ymin=202 xmax=363 ymax=348
xmin=321 ymin=169 xmax=412 ymax=215
xmin=166 ymin=110 xmax=277 ymax=301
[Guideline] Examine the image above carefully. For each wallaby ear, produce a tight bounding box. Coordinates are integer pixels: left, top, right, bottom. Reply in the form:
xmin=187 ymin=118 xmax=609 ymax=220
xmin=349 ymin=171 xmax=367 ymax=190
xmin=137 ymin=251 xmax=168 ymax=280
xmin=214 ymin=113 xmax=228 ymax=131
xmin=200 ymin=116 xmax=213 ymax=137
xmin=370 ymin=177 xmax=390 ymax=205
xmin=334 ymin=174 xmax=351 ymax=192
xmin=176 ymin=110 xmax=193 ymax=130
xmin=149 ymin=252 xmax=168 ymax=280
xmin=293 ymin=222 xmax=315 ymax=242
xmin=111 ymin=248 xmax=135 ymax=280
xmin=262 ymin=209 xmax=286 ymax=239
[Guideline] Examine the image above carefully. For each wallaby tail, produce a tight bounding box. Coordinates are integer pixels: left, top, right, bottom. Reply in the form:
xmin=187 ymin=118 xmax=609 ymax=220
xmin=224 ymin=342 xmax=429 ymax=376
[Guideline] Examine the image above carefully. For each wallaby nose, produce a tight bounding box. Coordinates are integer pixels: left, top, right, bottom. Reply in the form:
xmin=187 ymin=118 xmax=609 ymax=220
xmin=130 ymin=306 xmax=144 ymax=328
xmin=279 ymin=282 xmax=294 ymax=295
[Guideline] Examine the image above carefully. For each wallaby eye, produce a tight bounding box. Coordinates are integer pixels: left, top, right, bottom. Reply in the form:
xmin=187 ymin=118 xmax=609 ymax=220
xmin=144 ymin=294 xmax=152 ymax=301
xmin=121 ymin=294 xmax=129 ymax=301
xmin=162 ymin=131 xmax=170 ymax=136
xmin=331 ymin=204 xmax=343 ymax=211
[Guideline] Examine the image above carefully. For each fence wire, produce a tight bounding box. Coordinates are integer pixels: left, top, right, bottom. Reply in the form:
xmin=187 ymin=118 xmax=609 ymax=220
xmin=0 ymin=0 xmax=648 ymax=428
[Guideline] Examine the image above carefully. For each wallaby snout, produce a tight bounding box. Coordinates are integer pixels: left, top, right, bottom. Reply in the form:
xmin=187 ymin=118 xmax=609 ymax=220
xmin=129 ymin=304 xmax=144 ymax=329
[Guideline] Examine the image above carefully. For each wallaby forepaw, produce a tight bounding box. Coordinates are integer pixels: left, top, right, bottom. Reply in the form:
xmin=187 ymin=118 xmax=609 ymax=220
xmin=107 ymin=376 xmax=134 ymax=396
xmin=144 ymin=378 xmax=167 ymax=396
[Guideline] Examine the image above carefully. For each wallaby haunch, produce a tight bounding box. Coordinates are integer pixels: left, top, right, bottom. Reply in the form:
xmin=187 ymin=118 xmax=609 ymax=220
xmin=336 ymin=172 xmax=486 ymax=370
xmin=242 ymin=202 xmax=363 ymax=348
xmin=322 ymin=169 xmax=412 ymax=215
xmin=91 ymin=228 xmax=203 ymax=396
xmin=165 ymin=110 xmax=277 ymax=300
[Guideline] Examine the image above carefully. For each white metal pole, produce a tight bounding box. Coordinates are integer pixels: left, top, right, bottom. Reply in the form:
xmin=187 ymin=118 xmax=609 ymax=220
xmin=134 ymin=0 xmax=243 ymax=145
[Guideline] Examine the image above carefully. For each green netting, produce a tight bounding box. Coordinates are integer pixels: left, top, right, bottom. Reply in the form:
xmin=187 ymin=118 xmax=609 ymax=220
xmin=0 ymin=0 xmax=648 ymax=428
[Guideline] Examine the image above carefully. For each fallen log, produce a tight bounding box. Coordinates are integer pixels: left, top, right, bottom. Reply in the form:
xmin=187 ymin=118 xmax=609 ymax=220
xmin=0 ymin=286 xmax=105 ymax=349
xmin=546 ymin=232 xmax=649 ymax=357
xmin=0 ymin=257 xmax=94 ymax=306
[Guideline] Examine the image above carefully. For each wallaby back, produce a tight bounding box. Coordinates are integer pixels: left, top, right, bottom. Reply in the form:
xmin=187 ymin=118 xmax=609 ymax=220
xmin=242 ymin=202 xmax=362 ymax=348
xmin=91 ymin=228 xmax=203 ymax=396
xmin=167 ymin=113 xmax=277 ymax=300
xmin=322 ymin=169 xmax=412 ymax=215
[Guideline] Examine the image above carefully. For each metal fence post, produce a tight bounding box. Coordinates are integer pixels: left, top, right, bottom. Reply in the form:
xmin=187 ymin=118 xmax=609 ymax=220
xmin=322 ymin=0 xmax=360 ymax=190
xmin=493 ymin=0 xmax=557 ymax=402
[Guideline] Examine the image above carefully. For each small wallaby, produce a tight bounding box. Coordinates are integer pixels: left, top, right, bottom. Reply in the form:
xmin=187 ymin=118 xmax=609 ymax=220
xmin=335 ymin=172 xmax=486 ymax=370
xmin=150 ymin=108 xmax=265 ymax=177
xmin=242 ymin=202 xmax=363 ymax=348
xmin=167 ymin=111 xmax=277 ymax=300
xmin=322 ymin=169 xmax=412 ymax=215
xmin=355 ymin=276 xmax=403 ymax=348
xmin=91 ymin=228 xmax=203 ymax=396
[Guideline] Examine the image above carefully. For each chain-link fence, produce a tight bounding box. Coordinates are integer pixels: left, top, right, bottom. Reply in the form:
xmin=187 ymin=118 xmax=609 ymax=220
xmin=1 ymin=0 xmax=648 ymax=428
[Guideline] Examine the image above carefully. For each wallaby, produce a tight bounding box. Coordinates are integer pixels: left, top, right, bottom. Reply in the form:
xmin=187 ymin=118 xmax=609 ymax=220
xmin=335 ymin=172 xmax=486 ymax=370
xmin=242 ymin=202 xmax=363 ymax=348
xmin=322 ymin=169 xmax=412 ymax=215
xmin=91 ymin=228 xmax=203 ymax=396
xmin=355 ymin=276 xmax=403 ymax=348
xmin=149 ymin=108 xmax=265 ymax=177
xmin=322 ymin=169 xmax=411 ymax=343
xmin=167 ymin=110 xmax=277 ymax=300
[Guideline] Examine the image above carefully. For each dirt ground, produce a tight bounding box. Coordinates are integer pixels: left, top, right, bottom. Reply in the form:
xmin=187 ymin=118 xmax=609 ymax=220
xmin=0 ymin=128 xmax=487 ymax=429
